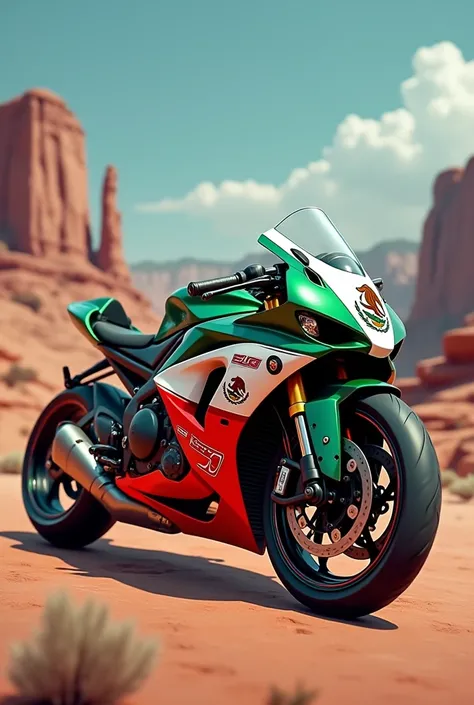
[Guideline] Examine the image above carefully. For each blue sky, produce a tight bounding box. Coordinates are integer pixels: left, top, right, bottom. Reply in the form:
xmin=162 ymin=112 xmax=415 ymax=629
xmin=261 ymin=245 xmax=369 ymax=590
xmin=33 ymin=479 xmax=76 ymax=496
xmin=2 ymin=0 xmax=474 ymax=264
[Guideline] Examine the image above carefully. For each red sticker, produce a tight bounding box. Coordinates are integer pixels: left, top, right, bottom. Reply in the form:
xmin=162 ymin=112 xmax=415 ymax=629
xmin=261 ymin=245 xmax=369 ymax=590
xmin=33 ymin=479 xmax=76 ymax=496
xmin=231 ymin=353 xmax=262 ymax=370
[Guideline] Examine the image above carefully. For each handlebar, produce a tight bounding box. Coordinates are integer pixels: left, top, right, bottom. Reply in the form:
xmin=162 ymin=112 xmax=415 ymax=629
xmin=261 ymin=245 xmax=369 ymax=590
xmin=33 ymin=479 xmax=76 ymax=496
xmin=187 ymin=264 xmax=267 ymax=297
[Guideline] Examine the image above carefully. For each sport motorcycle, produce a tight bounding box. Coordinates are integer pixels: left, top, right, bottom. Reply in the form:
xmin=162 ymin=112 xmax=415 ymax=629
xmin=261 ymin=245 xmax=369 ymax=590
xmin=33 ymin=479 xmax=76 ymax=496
xmin=22 ymin=207 xmax=441 ymax=618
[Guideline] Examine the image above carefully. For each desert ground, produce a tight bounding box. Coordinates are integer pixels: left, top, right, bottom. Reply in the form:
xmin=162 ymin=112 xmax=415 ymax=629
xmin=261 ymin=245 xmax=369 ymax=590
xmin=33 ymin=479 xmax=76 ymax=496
xmin=0 ymin=476 xmax=472 ymax=705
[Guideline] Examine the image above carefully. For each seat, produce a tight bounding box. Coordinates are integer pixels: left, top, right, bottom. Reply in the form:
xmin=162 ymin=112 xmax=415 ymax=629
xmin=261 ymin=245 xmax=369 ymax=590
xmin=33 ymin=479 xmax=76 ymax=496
xmin=92 ymin=321 xmax=156 ymax=349
xmin=91 ymin=298 xmax=156 ymax=349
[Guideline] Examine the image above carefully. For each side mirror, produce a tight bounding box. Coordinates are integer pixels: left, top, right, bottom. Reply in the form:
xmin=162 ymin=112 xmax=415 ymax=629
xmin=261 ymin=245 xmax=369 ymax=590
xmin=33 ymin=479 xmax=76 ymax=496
xmin=373 ymin=277 xmax=383 ymax=292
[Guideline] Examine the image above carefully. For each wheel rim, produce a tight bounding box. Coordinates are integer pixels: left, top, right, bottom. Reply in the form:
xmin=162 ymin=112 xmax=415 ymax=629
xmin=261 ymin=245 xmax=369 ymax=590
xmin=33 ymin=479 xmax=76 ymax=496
xmin=23 ymin=399 xmax=93 ymax=526
xmin=272 ymin=409 xmax=402 ymax=590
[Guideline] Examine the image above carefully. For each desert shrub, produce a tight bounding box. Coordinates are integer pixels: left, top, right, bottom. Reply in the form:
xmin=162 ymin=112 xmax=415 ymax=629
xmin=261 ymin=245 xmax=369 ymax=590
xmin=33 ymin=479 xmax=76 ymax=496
xmin=267 ymin=684 xmax=318 ymax=705
xmin=449 ymin=474 xmax=474 ymax=501
xmin=441 ymin=469 xmax=458 ymax=488
xmin=7 ymin=591 xmax=158 ymax=705
xmin=11 ymin=291 xmax=42 ymax=313
xmin=1 ymin=364 xmax=38 ymax=387
xmin=0 ymin=451 xmax=23 ymax=475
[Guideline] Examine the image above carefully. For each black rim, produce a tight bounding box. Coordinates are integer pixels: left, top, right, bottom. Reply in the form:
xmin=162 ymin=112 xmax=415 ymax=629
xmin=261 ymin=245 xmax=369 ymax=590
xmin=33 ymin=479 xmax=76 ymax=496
xmin=23 ymin=399 xmax=93 ymax=526
xmin=272 ymin=409 xmax=402 ymax=591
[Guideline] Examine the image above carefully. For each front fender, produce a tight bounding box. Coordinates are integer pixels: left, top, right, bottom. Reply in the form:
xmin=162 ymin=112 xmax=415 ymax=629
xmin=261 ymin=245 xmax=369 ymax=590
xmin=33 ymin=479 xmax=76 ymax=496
xmin=305 ymin=379 xmax=401 ymax=481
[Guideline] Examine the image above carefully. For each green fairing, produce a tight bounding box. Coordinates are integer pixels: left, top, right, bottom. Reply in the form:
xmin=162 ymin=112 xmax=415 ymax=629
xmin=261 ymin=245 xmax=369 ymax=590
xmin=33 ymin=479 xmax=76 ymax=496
xmin=237 ymin=267 xmax=369 ymax=346
xmin=158 ymin=247 xmax=372 ymax=369
xmin=305 ymin=379 xmax=401 ymax=480
xmin=156 ymin=287 xmax=261 ymax=340
xmin=159 ymin=310 xmax=369 ymax=373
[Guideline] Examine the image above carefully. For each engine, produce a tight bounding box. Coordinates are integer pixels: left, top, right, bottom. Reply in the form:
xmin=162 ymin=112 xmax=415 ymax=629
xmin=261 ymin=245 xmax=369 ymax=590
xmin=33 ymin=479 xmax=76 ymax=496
xmin=93 ymin=398 xmax=189 ymax=481
xmin=127 ymin=399 xmax=189 ymax=480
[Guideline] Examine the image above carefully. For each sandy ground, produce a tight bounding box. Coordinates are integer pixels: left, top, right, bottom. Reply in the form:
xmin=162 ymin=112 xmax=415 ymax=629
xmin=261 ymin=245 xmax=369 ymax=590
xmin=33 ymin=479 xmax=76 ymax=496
xmin=0 ymin=475 xmax=472 ymax=705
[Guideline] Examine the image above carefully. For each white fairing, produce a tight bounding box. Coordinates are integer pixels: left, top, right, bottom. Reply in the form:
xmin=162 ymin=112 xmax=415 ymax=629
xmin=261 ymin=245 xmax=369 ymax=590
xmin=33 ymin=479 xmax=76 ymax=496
xmin=262 ymin=227 xmax=394 ymax=357
xmin=154 ymin=341 xmax=313 ymax=418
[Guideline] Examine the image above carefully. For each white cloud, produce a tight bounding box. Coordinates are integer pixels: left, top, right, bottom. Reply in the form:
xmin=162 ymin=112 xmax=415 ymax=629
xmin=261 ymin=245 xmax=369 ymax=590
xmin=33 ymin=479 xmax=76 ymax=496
xmin=136 ymin=42 xmax=474 ymax=256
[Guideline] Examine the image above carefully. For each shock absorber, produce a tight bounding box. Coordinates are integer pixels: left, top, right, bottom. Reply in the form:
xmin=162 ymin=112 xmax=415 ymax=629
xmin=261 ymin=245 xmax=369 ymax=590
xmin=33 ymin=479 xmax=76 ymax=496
xmin=286 ymin=370 xmax=322 ymax=500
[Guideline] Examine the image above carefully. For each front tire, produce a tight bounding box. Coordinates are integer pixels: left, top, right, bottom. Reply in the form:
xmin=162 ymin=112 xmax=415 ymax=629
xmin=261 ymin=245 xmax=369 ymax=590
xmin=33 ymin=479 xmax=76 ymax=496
xmin=264 ymin=392 xmax=442 ymax=618
xmin=22 ymin=386 xmax=115 ymax=549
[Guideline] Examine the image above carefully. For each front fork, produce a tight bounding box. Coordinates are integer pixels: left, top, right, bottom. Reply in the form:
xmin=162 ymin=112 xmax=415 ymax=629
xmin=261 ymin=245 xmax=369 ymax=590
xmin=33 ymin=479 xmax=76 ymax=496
xmin=265 ymin=296 xmax=326 ymax=507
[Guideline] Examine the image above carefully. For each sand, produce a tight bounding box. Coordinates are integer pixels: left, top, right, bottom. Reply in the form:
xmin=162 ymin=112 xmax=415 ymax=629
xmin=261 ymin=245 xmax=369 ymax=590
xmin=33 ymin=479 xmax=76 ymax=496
xmin=0 ymin=474 xmax=472 ymax=705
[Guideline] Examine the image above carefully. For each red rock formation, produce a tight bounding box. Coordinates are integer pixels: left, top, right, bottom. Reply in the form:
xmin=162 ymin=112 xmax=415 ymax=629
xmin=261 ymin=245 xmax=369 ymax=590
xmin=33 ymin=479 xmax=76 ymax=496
xmin=0 ymin=88 xmax=160 ymax=455
xmin=410 ymin=160 xmax=474 ymax=322
xmin=396 ymin=157 xmax=474 ymax=375
xmin=95 ymin=166 xmax=130 ymax=281
xmin=0 ymin=88 xmax=91 ymax=259
xmin=397 ymin=312 xmax=474 ymax=476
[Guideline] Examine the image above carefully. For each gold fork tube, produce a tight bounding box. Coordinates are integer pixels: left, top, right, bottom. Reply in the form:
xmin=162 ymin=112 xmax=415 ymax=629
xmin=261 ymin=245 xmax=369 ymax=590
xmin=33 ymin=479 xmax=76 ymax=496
xmin=264 ymin=296 xmax=308 ymax=419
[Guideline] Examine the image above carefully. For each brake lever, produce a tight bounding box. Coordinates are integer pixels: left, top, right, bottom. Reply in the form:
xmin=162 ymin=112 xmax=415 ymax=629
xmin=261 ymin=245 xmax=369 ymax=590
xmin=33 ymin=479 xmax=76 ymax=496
xmin=201 ymin=275 xmax=275 ymax=301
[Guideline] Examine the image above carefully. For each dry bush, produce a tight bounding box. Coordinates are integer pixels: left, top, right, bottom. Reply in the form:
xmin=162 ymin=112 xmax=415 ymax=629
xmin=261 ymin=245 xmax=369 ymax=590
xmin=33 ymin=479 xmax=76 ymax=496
xmin=267 ymin=684 xmax=318 ymax=705
xmin=11 ymin=292 xmax=42 ymax=313
xmin=449 ymin=474 xmax=474 ymax=501
xmin=7 ymin=591 xmax=158 ymax=705
xmin=0 ymin=451 xmax=23 ymax=475
xmin=441 ymin=469 xmax=458 ymax=488
xmin=1 ymin=364 xmax=38 ymax=387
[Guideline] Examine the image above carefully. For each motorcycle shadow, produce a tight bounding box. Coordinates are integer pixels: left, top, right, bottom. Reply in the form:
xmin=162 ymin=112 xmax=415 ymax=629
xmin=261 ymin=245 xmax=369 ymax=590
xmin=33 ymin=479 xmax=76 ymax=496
xmin=1 ymin=530 xmax=397 ymax=631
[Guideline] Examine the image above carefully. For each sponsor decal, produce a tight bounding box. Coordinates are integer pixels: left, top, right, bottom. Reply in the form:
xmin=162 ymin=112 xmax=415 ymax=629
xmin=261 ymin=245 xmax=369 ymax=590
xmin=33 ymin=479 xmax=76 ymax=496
xmin=274 ymin=465 xmax=291 ymax=496
xmin=176 ymin=425 xmax=188 ymax=438
xmin=222 ymin=375 xmax=249 ymax=405
xmin=354 ymin=284 xmax=390 ymax=333
xmin=231 ymin=353 xmax=262 ymax=369
xmin=189 ymin=434 xmax=224 ymax=476
xmin=266 ymin=355 xmax=283 ymax=375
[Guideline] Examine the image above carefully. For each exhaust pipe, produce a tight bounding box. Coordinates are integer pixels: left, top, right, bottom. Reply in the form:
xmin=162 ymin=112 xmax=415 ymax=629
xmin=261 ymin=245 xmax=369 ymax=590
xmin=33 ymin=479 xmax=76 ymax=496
xmin=51 ymin=422 xmax=179 ymax=534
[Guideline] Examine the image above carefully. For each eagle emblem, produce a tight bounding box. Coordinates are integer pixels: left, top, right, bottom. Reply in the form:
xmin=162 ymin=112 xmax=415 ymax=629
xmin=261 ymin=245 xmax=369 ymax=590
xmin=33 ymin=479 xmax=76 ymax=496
xmin=354 ymin=284 xmax=390 ymax=332
xmin=223 ymin=376 xmax=249 ymax=405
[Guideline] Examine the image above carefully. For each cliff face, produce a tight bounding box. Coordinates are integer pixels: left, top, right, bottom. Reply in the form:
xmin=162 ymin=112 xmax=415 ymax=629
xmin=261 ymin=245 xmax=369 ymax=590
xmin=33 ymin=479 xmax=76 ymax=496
xmin=131 ymin=241 xmax=418 ymax=319
xmin=0 ymin=88 xmax=127 ymax=277
xmin=397 ymin=158 xmax=474 ymax=374
xmin=0 ymin=88 xmax=91 ymax=259
xmin=0 ymin=89 xmax=159 ymax=457
xmin=411 ymin=161 xmax=474 ymax=321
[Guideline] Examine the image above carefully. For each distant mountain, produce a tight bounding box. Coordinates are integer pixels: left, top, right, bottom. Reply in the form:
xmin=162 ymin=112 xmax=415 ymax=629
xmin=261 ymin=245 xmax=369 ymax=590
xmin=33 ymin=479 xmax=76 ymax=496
xmin=131 ymin=240 xmax=419 ymax=321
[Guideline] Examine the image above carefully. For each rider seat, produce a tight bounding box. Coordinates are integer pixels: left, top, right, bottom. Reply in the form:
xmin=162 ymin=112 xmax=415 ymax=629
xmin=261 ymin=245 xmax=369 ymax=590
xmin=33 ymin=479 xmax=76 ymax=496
xmin=92 ymin=300 xmax=156 ymax=349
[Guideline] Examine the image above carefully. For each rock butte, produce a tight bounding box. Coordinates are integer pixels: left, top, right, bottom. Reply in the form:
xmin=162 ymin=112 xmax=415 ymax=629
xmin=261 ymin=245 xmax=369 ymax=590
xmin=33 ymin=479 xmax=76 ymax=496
xmin=398 ymin=157 xmax=474 ymax=374
xmin=0 ymin=88 xmax=159 ymax=456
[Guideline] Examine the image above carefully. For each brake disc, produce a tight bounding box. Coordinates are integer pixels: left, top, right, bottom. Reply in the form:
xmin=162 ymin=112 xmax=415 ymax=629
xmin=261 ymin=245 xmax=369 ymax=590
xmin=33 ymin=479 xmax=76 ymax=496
xmin=286 ymin=438 xmax=373 ymax=558
xmin=344 ymin=444 xmax=395 ymax=560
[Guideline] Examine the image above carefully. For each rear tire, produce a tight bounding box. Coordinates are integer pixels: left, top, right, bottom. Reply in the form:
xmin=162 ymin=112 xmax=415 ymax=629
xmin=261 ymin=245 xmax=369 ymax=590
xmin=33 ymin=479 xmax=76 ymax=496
xmin=22 ymin=386 xmax=115 ymax=549
xmin=264 ymin=392 xmax=442 ymax=618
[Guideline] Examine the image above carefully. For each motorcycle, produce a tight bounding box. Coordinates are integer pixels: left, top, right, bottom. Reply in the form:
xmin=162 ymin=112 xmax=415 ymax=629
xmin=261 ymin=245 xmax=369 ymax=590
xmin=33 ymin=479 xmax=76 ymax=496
xmin=22 ymin=207 xmax=441 ymax=618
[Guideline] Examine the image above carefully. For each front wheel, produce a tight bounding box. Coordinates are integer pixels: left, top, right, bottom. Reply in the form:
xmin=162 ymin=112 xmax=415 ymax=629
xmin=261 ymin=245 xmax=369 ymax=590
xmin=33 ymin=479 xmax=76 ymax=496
xmin=264 ymin=392 xmax=442 ymax=618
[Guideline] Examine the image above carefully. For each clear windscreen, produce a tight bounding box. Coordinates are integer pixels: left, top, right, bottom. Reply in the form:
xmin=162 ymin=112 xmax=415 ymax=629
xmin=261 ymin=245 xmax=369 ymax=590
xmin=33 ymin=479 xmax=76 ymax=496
xmin=274 ymin=208 xmax=365 ymax=276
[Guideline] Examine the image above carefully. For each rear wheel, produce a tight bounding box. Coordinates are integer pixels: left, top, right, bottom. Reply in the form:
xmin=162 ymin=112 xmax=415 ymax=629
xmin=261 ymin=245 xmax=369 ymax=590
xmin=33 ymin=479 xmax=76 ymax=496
xmin=22 ymin=386 xmax=115 ymax=549
xmin=264 ymin=392 xmax=442 ymax=618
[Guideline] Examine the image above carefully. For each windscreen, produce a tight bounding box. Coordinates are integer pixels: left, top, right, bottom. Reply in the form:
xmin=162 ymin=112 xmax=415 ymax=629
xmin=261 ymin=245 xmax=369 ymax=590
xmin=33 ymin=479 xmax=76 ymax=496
xmin=274 ymin=207 xmax=365 ymax=276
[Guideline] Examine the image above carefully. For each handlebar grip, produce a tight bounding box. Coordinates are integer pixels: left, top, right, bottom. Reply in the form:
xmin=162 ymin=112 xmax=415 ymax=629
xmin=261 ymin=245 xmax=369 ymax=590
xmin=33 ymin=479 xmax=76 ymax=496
xmin=187 ymin=273 xmax=242 ymax=297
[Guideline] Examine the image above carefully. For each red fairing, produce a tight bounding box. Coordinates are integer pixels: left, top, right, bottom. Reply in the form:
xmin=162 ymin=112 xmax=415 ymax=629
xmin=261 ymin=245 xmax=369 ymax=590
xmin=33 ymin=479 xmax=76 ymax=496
xmin=116 ymin=388 xmax=262 ymax=554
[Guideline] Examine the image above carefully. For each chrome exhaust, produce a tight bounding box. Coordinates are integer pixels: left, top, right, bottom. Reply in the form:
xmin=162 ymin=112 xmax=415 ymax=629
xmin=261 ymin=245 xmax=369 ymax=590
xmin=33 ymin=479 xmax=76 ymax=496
xmin=51 ymin=422 xmax=179 ymax=534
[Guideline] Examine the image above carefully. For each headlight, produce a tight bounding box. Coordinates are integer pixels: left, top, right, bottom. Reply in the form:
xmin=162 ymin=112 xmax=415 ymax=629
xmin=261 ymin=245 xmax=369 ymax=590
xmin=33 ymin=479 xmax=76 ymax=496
xmin=297 ymin=311 xmax=320 ymax=339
